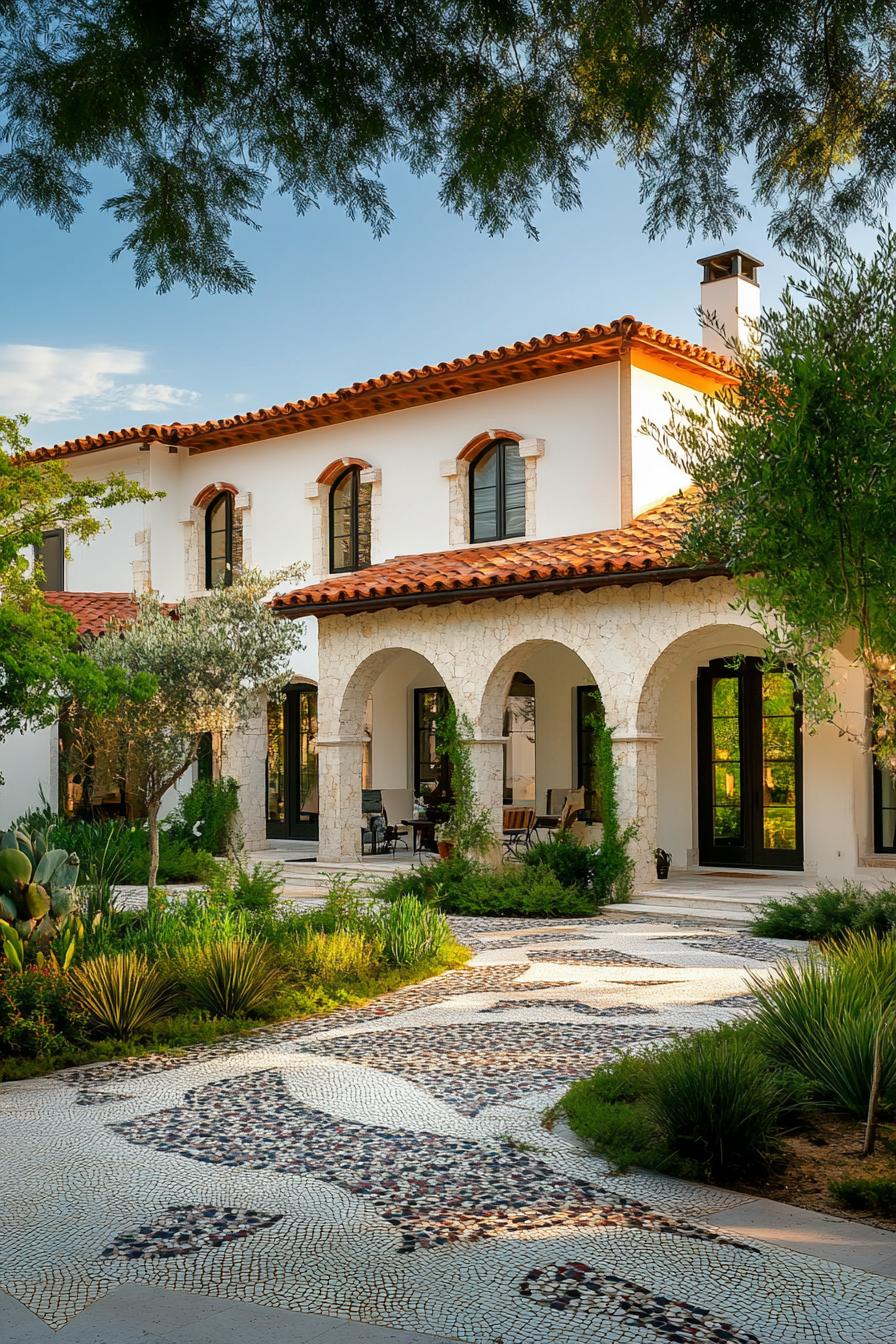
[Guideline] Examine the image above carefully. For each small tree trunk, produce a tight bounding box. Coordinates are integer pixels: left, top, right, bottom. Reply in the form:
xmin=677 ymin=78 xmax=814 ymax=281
xmin=863 ymin=1024 xmax=883 ymax=1157
xmin=146 ymin=798 xmax=161 ymax=892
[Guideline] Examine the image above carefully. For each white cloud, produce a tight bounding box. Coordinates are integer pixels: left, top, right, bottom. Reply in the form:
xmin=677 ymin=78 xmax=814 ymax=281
xmin=0 ymin=344 xmax=201 ymax=424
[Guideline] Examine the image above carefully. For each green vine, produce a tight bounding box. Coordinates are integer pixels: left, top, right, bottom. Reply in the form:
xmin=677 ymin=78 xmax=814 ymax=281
xmin=586 ymin=711 xmax=638 ymax=903
xmin=435 ymin=700 xmax=494 ymax=859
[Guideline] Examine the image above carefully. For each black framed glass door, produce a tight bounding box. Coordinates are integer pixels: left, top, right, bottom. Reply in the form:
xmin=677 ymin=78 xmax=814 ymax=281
xmin=697 ymin=658 xmax=803 ymax=869
xmin=266 ymin=684 xmax=319 ymax=839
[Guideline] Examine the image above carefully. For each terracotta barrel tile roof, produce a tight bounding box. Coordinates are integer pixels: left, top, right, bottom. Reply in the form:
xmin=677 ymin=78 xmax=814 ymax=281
xmin=274 ymin=490 xmax=717 ymax=617
xmin=43 ymin=591 xmax=138 ymax=637
xmin=27 ymin=318 xmax=736 ymax=463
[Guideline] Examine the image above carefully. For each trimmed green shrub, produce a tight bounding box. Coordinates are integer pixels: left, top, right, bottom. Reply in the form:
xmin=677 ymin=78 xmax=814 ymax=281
xmin=559 ymin=1054 xmax=667 ymax=1172
xmin=524 ymin=831 xmax=601 ymax=897
xmin=646 ymin=1024 xmax=798 ymax=1181
xmin=830 ymin=1176 xmax=896 ymax=1215
xmin=164 ymin=777 xmax=240 ymax=855
xmin=0 ymin=967 xmax=86 ymax=1057
xmin=375 ymin=895 xmax=452 ymax=966
xmin=751 ymin=881 xmax=896 ymax=941
xmin=180 ymin=937 xmax=280 ymax=1018
xmin=375 ymin=856 xmax=595 ymax=917
xmin=69 ymin=952 xmax=176 ymax=1037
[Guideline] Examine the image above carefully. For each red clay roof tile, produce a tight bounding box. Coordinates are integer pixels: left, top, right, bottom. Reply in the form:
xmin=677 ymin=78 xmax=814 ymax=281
xmin=274 ymin=491 xmax=713 ymax=616
xmin=43 ymin=591 xmax=138 ymax=637
xmin=26 ymin=319 xmax=736 ymax=463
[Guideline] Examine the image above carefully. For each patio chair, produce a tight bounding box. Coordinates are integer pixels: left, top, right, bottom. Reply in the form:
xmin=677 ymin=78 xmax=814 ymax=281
xmin=361 ymin=789 xmax=387 ymax=856
xmin=556 ymin=788 xmax=586 ymax=834
xmin=502 ymin=806 xmax=536 ymax=856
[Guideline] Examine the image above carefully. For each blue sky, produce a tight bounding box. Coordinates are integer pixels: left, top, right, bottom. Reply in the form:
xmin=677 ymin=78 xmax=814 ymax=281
xmin=0 ymin=156 xmax=801 ymax=450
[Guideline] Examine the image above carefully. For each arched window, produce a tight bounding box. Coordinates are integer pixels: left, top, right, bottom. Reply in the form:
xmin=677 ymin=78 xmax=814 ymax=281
xmin=469 ymin=438 xmax=526 ymax=542
xmin=329 ymin=466 xmax=371 ymax=572
xmin=205 ymin=491 xmax=233 ymax=588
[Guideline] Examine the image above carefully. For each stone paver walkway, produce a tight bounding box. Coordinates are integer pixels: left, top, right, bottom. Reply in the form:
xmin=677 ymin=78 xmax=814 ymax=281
xmin=2 ymin=918 xmax=894 ymax=1343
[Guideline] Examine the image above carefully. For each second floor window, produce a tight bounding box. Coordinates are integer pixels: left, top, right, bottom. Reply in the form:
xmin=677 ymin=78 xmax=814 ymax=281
xmin=470 ymin=439 xmax=525 ymax=542
xmin=34 ymin=527 xmax=65 ymax=590
xmin=330 ymin=466 xmax=371 ymax=572
xmin=205 ymin=491 xmax=233 ymax=588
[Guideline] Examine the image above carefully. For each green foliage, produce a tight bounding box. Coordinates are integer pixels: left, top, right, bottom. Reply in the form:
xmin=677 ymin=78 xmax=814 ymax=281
xmin=69 ymin=951 xmax=176 ymax=1038
xmin=524 ymin=831 xmax=599 ymax=896
xmin=559 ymin=1055 xmax=667 ymax=1173
xmin=752 ymin=882 xmax=896 ymax=941
xmin=1 ymin=7 xmax=890 ymax=292
xmin=223 ymin=861 xmax=283 ymax=915
xmin=434 ymin=700 xmax=494 ymax=859
xmin=74 ymin=570 xmax=304 ymax=885
xmin=375 ymin=855 xmax=595 ymax=918
xmin=373 ymin=895 xmax=452 ymax=968
xmin=749 ymin=933 xmax=896 ymax=1117
xmin=562 ymin=1024 xmax=802 ymax=1184
xmin=0 ymin=965 xmax=86 ymax=1057
xmin=178 ymin=937 xmax=280 ymax=1018
xmin=646 ymin=1025 xmax=798 ymax=1182
xmin=0 ymin=413 xmax=156 ymax=752
xmin=590 ymin=718 xmax=636 ymax=903
xmin=164 ymin=776 xmax=241 ymax=856
xmin=652 ymin=231 xmax=896 ymax=768
xmin=290 ymin=927 xmax=378 ymax=983
xmin=830 ymin=1177 xmax=896 ymax=1216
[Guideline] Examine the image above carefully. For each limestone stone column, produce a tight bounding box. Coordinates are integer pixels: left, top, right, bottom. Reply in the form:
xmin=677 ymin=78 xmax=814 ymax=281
xmin=221 ymin=707 xmax=268 ymax=853
xmin=466 ymin=736 xmax=506 ymax=866
xmin=610 ymin=732 xmax=661 ymax=891
xmin=317 ymin=736 xmax=366 ymax=863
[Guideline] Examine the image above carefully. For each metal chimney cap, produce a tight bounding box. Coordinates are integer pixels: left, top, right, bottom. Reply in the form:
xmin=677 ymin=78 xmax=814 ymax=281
xmin=697 ymin=249 xmax=763 ymax=284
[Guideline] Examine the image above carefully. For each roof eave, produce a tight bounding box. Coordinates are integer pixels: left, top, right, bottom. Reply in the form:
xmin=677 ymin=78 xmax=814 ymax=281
xmin=275 ymin=563 xmax=728 ymax=619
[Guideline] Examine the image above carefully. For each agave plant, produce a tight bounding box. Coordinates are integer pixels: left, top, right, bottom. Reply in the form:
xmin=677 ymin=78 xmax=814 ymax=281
xmin=0 ymin=827 xmax=80 ymax=960
xmin=69 ymin=951 xmax=176 ymax=1037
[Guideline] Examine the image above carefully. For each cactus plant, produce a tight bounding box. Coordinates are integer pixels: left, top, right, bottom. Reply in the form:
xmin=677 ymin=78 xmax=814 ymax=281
xmin=0 ymin=827 xmax=80 ymax=959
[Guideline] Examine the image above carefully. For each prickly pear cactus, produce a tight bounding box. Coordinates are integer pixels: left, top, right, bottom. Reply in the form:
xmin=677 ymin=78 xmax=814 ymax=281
xmin=0 ymin=827 xmax=80 ymax=960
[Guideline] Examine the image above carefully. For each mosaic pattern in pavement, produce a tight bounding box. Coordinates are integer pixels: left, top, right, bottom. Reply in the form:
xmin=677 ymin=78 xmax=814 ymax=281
xmin=2 ymin=914 xmax=894 ymax=1344
xmin=519 ymin=1262 xmax=761 ymax=1342
xmin=296 ymin=1019 xmax=676 ymax=1112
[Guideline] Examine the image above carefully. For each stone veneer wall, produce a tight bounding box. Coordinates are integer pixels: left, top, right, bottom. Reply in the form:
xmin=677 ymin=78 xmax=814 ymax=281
xmin=314 ymin=575 xmax=760 ymax=882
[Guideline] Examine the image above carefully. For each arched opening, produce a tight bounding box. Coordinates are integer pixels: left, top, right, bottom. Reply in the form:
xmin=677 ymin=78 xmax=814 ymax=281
xmin=636 ymin=623 xmax=806 ymax=871
xmin=480 ymin=639 xmax=604 ymax=823
xmin=333 ymin=646 xmax=458 ymax=858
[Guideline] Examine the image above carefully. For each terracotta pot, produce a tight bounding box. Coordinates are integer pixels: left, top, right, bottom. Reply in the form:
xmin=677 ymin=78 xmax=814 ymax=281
xmin=437 ymin=840 xmax=454 ymax=860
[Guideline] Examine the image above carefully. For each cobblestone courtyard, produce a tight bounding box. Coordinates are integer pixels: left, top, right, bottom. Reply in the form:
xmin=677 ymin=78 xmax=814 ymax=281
xmin=2 ymin=918 xmax=894 ymax=1343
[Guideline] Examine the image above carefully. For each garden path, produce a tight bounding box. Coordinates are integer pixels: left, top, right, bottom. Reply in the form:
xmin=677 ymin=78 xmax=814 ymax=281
xmin=1 ymin=918 xmax=894 ymax=1344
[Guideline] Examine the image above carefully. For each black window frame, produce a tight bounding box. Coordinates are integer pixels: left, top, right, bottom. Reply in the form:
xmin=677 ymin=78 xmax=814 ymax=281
xmin=873 ymin=761 xmax=896 ymax=854
xmin=576 ymin=684 xmax=605 ymax=820
xmin=34 ymin=527 xmax=65 ymax=591
xmin=413 ymin=687 xmax=451 ymax=799
xmin=469 ymin=438 xmax=526 ymax=543
xmin=329 ymin=466 xmax=369 ymax=573
xmin=204 ymin=491 xmax=234 ymax=589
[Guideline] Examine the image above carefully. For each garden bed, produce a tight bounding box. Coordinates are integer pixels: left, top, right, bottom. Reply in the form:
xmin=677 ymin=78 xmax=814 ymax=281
xmin=735 ymin=1112 xmax=896 ymax=1232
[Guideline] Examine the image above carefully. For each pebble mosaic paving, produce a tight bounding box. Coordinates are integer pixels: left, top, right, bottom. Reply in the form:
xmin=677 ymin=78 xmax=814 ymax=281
xmin=1 ymin=915 xmax=893 ymax=1344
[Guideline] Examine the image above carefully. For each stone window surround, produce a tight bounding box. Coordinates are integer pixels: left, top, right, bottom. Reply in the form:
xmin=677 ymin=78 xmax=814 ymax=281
xmin=441 ymin=430 xmax=544 ymax=547
xmin=180 ymin=481 xmax=253 ymax=598
xmin=306 ymin=457 xmax=381 ymax=579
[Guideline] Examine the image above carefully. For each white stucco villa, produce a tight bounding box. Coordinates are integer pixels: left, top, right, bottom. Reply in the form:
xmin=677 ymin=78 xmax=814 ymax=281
xmin=6 ymin=249 xmax=893 ymax=894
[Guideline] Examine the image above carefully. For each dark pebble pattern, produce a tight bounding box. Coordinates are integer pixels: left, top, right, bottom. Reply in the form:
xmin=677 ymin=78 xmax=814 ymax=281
xmin=111 ymin=1071 xmax=754 ymax=1256
xmin=101 ymin=1205 xmax=283 ymax=1259
xmin=520 ymin=1262 xmax=761 ymax=1341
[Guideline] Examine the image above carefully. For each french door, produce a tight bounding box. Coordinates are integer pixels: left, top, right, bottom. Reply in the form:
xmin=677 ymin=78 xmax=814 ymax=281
xmin=266 ymin=684 xmax=319 ymax=840
xmin=697 ymin=658 xmax=803 ymax=869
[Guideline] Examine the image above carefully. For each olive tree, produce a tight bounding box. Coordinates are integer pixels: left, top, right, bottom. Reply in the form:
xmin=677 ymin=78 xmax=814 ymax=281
xmin=73 ymin=569 xmax=304 ymax=886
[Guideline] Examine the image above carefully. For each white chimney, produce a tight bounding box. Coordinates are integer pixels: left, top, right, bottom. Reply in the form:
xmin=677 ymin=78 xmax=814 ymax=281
xmin=696 ymin=249 xmax=762 ymax=355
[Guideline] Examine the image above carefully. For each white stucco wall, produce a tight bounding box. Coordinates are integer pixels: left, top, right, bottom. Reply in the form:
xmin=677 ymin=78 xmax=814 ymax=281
xmin=629 ymin=363 xmax=702 ymax=517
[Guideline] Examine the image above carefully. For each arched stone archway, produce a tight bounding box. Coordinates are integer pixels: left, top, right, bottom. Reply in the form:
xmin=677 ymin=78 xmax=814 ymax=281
xmin=318 ymin=639 xmax=462 ymax=863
